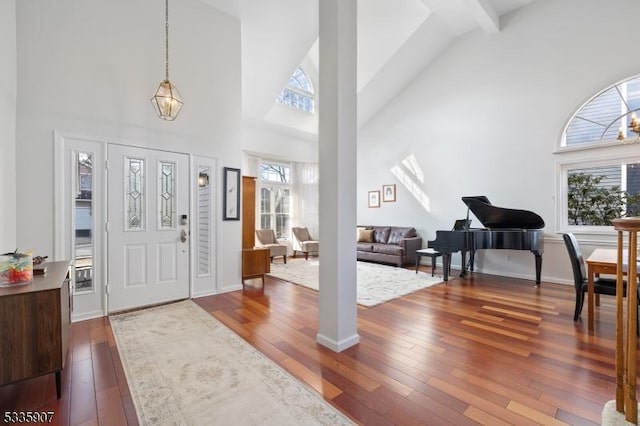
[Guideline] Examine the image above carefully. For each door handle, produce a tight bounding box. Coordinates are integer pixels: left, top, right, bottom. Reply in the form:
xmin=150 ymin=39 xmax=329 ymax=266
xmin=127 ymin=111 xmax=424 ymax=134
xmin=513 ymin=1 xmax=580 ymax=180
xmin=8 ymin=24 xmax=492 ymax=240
xmin=180 ymin=229 xmax=188 ymax=243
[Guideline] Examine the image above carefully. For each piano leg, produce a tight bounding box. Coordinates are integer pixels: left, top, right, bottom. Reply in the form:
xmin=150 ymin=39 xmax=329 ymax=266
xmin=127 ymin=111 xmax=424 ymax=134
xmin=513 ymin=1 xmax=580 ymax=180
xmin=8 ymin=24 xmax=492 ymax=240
xmin=469 ymin=250 xmax=476 ymax=271
xmin=443 ymin=254 xmax=450 ymax=282
xmin=534 ymin=251 xmax=543 ymax=286
xmin=459 ymin=251 xmax=468 ymax=278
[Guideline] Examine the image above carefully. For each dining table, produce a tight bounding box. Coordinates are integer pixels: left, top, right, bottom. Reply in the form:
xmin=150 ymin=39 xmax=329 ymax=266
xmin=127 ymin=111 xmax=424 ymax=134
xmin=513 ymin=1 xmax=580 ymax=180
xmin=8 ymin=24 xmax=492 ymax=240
xmin=585 ymin=248 xmax=617 ymax=332
xmin=584 ymin=247 xmax=639 ymax=332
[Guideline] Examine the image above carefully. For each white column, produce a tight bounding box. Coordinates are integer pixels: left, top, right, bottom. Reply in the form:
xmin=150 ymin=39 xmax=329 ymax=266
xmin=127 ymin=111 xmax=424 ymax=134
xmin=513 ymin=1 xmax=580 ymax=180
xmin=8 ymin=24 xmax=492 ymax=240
xmin=316 ymin=0 xmax=359 ymax=352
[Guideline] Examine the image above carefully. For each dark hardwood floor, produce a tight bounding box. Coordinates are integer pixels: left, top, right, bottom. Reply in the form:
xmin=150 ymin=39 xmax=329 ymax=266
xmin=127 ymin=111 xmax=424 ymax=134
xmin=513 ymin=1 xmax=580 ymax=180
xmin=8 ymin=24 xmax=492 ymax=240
xmin=0 ymin=262 xmax=629 ymax=425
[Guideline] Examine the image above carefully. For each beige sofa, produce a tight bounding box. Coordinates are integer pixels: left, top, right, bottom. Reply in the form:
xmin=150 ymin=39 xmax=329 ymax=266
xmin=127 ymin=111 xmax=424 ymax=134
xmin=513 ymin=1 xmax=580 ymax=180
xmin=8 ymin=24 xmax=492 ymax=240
xmin=357 ymin=226 xmax=422 ymax=267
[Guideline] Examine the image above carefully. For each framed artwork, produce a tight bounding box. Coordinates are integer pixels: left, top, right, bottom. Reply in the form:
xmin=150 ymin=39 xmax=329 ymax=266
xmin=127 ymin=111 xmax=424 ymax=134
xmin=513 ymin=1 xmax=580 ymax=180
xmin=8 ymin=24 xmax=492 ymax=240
xmin=368 ymin=190 xmax=381 ymax=208
xmin=223 ymin=167 xmax=240 ymax=220
xmin=382 ymin=184 xmax=396 ymax=202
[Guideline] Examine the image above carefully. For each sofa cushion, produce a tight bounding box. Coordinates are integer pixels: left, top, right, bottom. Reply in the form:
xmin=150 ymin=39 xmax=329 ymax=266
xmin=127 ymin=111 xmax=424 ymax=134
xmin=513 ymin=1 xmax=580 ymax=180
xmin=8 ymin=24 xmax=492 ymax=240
xmin=387 ymin=227 xmax=417 ymax=245
xmin=372 ymin=243 xmax=403 ymax=255
xmin=357 ymin=228 xmax=374 ymax=242
xmin=373 ymin=227 xmax=391 ymax=244
xmin=356 ymin=243 xmax=374 ymax=252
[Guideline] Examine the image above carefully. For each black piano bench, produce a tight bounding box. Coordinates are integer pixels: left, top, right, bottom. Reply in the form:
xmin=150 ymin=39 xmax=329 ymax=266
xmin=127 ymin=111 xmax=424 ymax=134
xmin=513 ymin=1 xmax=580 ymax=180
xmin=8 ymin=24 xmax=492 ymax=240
xmin=415 ymin=248 xmax=442 ymax=277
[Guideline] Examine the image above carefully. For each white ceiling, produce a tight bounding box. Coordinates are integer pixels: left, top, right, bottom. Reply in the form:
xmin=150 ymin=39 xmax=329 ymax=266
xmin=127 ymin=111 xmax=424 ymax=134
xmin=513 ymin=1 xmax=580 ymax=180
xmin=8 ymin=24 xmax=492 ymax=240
xmin=200 ymin=0 xmax=536 ymax=137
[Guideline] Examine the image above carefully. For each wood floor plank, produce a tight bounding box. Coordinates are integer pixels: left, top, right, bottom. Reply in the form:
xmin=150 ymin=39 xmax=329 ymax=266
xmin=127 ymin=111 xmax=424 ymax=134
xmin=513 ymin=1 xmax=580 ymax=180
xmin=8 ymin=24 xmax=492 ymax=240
xmin=506 ymin=400 xmax=569 ymax=426
xmin=281 ymin=357 xmax=343 ymax=399
xmin=463 ymin=406 xmax=513 ymax=426
xmin=69 ymin=358 xmax=97 ymax=426
xmin=427 ymin=377 xmax=540 ymax=426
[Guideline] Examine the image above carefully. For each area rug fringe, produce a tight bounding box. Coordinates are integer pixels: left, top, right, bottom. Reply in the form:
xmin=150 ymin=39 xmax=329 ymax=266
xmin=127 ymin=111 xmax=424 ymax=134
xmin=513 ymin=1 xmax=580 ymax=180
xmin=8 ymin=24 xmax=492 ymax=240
xmin=110 ymin=300 xmax=354 ymax=426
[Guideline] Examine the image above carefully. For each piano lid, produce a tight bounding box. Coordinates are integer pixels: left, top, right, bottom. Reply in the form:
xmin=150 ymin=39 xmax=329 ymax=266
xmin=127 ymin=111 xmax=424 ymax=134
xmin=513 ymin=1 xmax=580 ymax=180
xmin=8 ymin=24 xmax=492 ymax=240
xmin=462 ymin=196 xmax=545 ymax=229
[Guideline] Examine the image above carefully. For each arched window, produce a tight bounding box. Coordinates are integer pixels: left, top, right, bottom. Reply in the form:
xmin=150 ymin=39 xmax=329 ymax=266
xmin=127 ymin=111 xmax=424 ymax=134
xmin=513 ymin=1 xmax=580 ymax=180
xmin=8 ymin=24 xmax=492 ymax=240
xmin=563 ymin=76 xmax=640 ymax=146
xmin=276 ymin=67 xmax=315 ymax=113
xmin=557 ymin=75 xmax=640 ymax=233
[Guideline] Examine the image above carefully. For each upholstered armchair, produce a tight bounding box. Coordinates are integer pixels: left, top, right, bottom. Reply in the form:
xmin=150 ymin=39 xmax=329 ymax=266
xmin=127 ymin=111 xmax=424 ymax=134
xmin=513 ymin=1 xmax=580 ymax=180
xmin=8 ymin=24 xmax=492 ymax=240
xmin=291 ymin=227 xmax=319 ymax=260
xmin=255 ymin=229 xmax=287 ymax=264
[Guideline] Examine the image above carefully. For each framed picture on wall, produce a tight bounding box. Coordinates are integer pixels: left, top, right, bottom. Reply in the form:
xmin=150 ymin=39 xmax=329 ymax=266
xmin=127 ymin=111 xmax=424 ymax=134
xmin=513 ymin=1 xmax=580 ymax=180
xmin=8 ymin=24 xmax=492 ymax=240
xmin=368 ymin=190 xmax=381 ymax=208
xmin=382 ymin=184 xmax=396 ymax=202
xmin=223 ymin=167 xmax=241 ymax=220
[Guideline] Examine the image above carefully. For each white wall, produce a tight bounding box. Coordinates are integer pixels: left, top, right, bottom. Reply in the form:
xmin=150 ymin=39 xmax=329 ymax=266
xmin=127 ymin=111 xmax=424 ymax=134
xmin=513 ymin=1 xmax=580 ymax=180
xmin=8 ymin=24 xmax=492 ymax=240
xmin=243 ymin=124 xmax=318 ymax=164
xmin=358 ymin=0 xmax=640 ymax=284
xmin=0 ymin=0 xmax=16 ymax=253
xmin=15 ymin=0 xmax=242 ymax=290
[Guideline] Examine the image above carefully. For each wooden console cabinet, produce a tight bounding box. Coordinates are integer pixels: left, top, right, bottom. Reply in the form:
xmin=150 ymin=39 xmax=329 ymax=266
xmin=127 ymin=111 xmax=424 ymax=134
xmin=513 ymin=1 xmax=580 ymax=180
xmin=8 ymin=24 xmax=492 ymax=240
xmin=241 ymin=175 xmax=270 ymax=285
xmin=242 ymin=248 xmax=270 ymax=284
xmin=0 ymin=260 xmax=71 ymax=399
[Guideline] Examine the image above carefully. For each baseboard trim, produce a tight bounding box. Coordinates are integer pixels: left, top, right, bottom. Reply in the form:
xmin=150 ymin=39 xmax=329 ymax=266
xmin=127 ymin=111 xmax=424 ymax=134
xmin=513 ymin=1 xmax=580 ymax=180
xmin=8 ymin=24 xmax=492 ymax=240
xmin=316 ymin=332 xmax=360 ymax=352
xmin=219 ymin=284 xmax=243 ymax=293
xmin=192 ymin=289 xmax=218 ymax=298
xmin=72 ymin=310 xmax=105 ymax=323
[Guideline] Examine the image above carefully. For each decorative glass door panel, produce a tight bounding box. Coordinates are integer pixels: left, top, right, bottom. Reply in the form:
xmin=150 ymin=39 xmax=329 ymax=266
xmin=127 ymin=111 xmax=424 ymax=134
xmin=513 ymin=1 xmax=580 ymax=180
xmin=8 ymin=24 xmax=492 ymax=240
xmin=125 ymin=158 xmax=145 ymax=231
xmin=159 ymin=161 xmax=176 ymax=229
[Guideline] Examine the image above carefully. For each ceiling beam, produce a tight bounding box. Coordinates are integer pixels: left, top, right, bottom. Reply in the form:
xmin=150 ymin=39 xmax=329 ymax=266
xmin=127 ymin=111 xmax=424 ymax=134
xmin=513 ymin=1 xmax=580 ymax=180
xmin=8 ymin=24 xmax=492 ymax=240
xmin=461 ymin=0 xmax=500 ymax=34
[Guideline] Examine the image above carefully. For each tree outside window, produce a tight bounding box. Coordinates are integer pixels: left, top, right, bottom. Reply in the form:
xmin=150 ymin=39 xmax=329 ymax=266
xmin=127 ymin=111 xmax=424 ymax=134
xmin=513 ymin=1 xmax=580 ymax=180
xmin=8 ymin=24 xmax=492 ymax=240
xmin=567 ymin=164 xmax=640 ymax=226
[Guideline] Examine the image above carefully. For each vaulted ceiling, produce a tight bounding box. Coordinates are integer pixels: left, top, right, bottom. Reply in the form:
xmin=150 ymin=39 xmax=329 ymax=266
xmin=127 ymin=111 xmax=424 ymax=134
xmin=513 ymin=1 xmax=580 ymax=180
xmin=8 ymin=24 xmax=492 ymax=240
xmin=200 ymin=0 xmax=536 ymax=137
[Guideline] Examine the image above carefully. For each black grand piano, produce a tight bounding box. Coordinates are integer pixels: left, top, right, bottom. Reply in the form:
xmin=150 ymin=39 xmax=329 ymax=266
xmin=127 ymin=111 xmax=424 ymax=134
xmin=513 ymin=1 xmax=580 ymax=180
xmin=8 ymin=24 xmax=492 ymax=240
xmin=428 ymin=196 xmax=545 ymax=284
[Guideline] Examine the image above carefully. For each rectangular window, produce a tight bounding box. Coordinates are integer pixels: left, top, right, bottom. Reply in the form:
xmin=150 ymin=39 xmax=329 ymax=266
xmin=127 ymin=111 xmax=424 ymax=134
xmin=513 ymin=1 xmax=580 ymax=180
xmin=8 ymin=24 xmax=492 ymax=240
xmin=75 ymin=152 xmax=94 ymax=293
xmin=562 ymin=160 xmax=640 ymax=228
xmin=259 ymin=163 xmax=291 ymax=239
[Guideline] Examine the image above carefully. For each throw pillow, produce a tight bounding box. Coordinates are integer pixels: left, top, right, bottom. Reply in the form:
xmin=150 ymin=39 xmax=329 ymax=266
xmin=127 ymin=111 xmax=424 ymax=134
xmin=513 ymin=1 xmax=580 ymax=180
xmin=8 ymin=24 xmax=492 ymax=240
xmin=357 ymin=228 xmax=374 ymax=242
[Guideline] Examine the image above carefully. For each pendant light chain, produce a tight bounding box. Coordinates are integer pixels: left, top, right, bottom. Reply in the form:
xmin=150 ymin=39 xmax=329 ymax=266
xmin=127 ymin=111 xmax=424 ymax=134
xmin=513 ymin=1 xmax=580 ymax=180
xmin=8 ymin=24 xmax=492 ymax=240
xmin=165 ymin=0 xmax=170 ymax=81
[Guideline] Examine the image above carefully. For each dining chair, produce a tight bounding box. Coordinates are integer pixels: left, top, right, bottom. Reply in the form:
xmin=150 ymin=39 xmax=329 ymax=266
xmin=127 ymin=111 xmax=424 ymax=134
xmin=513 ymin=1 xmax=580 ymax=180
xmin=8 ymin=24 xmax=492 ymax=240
xmin=562 ymin=233 xmax=629 ymax=321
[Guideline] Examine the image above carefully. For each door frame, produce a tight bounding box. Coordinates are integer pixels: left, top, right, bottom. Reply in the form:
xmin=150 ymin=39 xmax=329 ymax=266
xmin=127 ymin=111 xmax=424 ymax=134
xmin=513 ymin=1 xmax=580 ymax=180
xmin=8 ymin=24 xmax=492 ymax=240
xmin=54 ymin=131 xmax=218 ymax=320
xmin=54 ymin=131 xmax=107 ymax=321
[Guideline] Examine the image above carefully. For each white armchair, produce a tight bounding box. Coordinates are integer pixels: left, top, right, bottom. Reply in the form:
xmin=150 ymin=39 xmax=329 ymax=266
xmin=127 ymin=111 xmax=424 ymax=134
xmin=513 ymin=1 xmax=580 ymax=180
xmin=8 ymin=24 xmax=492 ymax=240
xmin=255 ymin=229 xmax=287 ymax=263
xmin=291 ymin=227 xmax=319 ymax=260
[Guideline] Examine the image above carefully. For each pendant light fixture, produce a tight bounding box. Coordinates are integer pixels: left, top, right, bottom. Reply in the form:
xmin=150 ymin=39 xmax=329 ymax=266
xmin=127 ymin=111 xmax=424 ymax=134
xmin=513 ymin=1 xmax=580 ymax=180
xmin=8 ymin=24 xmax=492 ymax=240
xmin=151 ymin=0 xmax=183 ymax=121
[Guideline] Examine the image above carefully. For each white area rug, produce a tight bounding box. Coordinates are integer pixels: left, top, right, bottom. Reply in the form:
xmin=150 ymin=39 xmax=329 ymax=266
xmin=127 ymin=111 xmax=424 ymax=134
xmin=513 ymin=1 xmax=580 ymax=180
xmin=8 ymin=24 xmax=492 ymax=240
xmin=602 ymin=400 xmax=640 ymax=425
xmin=110 ymin=300 xmax=354 ymax=426
xmin=268 ymin=259 xmax=444 ymax=307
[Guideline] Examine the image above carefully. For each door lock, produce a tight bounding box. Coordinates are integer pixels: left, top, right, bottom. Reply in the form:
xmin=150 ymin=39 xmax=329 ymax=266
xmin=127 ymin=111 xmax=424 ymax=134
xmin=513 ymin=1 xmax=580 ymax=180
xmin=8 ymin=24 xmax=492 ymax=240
xmin=180 ymin=229 xmax=188 ymax=243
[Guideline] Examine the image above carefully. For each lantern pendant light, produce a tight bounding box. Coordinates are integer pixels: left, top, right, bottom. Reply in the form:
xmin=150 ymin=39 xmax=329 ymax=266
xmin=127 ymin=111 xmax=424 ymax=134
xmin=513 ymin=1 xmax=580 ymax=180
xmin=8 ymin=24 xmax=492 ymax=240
xmin=151 ymin=0 xmax=183 ymax=121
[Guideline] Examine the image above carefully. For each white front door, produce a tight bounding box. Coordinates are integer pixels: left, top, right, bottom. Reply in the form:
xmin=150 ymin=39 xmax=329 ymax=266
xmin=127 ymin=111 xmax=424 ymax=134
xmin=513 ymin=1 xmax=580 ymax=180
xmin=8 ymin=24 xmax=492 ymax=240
xmin=107 ymin=144 xmax=190 ymax=312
